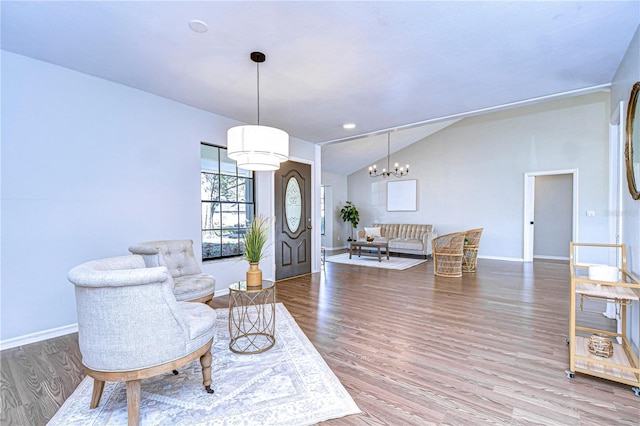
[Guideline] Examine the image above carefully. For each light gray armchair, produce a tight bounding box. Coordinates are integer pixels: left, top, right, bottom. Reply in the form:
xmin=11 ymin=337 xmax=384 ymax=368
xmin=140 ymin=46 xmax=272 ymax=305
xmin=128 ymin=239 xmax=215 ymax=306
xmin=68 ymin=255 xmax=216 ymax=426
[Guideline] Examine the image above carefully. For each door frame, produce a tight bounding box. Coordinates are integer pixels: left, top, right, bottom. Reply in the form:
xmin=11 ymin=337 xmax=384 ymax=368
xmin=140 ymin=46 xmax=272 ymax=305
xmin=523 ymin=169 xmax=578 ymax=262
xmin=609 ymin=100 xmax=625 ymax=254
xmin=605 ymin=101 xmax=625 ymax=325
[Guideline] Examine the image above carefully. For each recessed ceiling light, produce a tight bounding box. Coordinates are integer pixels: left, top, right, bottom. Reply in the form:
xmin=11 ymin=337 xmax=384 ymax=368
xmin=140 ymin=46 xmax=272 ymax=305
xmin=189 ymin=20 xmax=209 ymax=33
xmin=343 ymin=123 xmax=356 ymax=130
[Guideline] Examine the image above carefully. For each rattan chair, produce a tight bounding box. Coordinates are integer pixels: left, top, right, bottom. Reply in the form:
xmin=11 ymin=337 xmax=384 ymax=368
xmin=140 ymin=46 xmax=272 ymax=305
xmin=462 ymin=228 xmax=483 ymax=273
xmin=432 ymin=232 xmax=466 ymax=277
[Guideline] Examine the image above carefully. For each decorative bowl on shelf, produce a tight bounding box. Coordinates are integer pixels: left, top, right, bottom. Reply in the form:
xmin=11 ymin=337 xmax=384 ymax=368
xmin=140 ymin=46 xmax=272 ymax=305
xmin=587 ymin=333 xmax=613 ymax=358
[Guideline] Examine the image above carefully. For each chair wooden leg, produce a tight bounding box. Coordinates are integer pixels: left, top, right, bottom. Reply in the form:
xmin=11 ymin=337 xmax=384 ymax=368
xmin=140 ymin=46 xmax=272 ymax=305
xmin=200 ymin=350 xmax=214 ymax=393
xmin=125 ymin=379 xmax=141 ymax=426
xmin=90 ymin=379 xmax=105 ymax=408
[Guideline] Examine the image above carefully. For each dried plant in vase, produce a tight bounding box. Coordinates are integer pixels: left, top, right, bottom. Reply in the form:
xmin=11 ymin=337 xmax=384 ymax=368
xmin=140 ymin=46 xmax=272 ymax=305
xmin=242 ymin=214 xmax=269 ymax=286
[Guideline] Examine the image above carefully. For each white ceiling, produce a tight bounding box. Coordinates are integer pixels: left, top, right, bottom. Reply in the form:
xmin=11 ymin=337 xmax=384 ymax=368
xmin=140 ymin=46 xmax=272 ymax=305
xmin=2 ymin=1 xmax=638 ymax=175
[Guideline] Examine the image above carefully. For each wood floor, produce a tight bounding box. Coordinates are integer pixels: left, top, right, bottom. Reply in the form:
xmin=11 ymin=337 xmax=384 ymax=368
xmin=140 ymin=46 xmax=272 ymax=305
xmin=2 ymin=256 xmax=640 ymax=425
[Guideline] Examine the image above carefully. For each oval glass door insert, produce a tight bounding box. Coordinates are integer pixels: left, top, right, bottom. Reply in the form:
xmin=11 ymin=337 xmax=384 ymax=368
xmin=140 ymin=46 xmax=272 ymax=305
xmin=285 ymin=177 xmax=302 ymax=233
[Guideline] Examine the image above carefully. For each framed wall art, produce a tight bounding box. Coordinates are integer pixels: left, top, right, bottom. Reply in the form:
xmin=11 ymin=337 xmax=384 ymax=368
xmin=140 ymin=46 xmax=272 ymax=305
xmin=387 ymin=179 xmax=417 ymax=211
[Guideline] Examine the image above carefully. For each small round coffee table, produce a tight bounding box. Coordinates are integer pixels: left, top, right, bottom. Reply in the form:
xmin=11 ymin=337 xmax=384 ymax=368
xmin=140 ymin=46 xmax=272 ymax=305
xmin=228 ymin=280 xmax=276 ymax=354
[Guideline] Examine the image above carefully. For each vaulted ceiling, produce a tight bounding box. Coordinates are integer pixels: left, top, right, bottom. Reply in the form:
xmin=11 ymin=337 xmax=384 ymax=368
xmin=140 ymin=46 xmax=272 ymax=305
xmin=2 ymin=1 xmax=638 ymax=175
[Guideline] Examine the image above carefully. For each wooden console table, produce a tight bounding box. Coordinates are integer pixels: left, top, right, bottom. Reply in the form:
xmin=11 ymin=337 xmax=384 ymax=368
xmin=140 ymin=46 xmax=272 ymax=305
xmin=567 ymin=242 xmax=640 ymax=396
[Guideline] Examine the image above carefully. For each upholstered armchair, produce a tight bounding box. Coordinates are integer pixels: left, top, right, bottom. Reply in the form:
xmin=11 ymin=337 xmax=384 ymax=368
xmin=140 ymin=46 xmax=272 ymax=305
xmin=67 ymin=255 xmax=216 ymax=426
xmin=462 ymin=228 xmax=484 ymax=273
xmin=432 ymin=232 xmax=466 ymax=277
xmin=128 ymin=239 xmax=215 ymax=306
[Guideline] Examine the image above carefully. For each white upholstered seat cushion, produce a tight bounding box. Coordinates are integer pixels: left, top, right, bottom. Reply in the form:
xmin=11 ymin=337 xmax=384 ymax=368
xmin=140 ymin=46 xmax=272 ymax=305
xmin=178 ymin=301 xmax=217 ymax=353
xmin=173 ymin=273 xmax=216 ymax=302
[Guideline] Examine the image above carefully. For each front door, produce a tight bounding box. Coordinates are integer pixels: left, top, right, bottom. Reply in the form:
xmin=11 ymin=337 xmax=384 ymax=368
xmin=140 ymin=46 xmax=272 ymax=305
xmin=275 ymin=161 xmax=311 ymax=280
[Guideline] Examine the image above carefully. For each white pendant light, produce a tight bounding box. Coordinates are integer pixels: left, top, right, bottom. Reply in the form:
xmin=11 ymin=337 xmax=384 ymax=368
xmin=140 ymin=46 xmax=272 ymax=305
xmin=227 ymin=51 xmax=289 ymax=171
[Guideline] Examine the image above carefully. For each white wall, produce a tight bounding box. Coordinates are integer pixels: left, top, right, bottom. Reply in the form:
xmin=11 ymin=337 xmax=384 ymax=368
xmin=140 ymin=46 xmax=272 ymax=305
xmin=611 ymin=25 xmax=640 ymax=352
xmin=612 ymin=26 xmax=640 ymax=274
xmin=321 ymin=171 xmax=348 ymax=249
xmin=347 ymin=92 xmax=611 ymax=260
xmin=0 ymin=51 xmax=316 ymax=344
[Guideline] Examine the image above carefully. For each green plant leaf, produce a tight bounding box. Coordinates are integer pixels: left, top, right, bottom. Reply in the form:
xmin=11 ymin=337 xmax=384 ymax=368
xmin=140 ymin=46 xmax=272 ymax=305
xmin=242 ymin=214 xmax=270 ymax=263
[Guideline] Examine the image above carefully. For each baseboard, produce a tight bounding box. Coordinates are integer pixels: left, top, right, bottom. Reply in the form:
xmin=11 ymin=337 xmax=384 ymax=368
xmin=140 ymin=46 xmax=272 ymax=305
xmin=533 ymin=255 xmax=570 ymax=261
xmin=1 ymin=323 xmax=79 ymax=351
xmin=478 ymin=255 xmax=524 ymax=262
xmin=322 ymin=245 xmax=347 ymax=251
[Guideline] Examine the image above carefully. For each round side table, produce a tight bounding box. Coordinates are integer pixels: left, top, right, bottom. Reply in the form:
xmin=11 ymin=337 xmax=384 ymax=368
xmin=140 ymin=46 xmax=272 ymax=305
xmin=228 ymin=280 xmax=276 ymax=354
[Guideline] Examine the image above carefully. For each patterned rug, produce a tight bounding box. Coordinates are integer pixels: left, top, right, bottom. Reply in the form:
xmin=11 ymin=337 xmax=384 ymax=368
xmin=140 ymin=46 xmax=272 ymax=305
xmin=325 ymin=252 xmax=427 ymax=270
xmin=48 ymin=304 xmax=360 ymax=426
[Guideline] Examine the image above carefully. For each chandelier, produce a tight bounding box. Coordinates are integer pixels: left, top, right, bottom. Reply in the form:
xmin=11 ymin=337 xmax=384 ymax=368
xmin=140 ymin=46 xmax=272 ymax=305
xmin=227 ymin=52 xmax=289 ymax=171
xmin=368 ymin=133 xmax=410 ymax=178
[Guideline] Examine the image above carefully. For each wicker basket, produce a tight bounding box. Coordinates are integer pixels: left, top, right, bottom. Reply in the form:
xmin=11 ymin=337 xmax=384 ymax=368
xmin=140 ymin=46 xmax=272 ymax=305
xmin=587 ymin=334 xmax=614 ymax=357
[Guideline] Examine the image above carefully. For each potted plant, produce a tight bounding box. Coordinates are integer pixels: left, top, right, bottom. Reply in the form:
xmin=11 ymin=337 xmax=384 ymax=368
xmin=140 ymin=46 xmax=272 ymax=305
xmin=340 ymin=201 xmax=360 ymax=242
xmin=242 ymin=214 xmax=269 ymax=286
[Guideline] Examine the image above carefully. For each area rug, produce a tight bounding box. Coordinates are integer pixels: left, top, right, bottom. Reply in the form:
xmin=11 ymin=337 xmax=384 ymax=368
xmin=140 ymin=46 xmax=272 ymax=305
xmin=325 ymin=252 xmax=427 ymax=270
xmin=48 ymin=303 xmax=360 ymax=426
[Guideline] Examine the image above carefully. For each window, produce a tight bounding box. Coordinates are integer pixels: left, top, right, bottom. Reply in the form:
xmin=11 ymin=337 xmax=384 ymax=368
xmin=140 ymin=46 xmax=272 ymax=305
xmin=320 ymin=185 xmax=325 ymax=235
xmin=201 ymin=144 xmax=255 ymax=260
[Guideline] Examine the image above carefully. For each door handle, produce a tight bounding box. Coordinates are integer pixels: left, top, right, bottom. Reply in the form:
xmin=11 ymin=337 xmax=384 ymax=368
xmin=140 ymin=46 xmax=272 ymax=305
xmin=307 ymin=225 xmax=312 ymax=229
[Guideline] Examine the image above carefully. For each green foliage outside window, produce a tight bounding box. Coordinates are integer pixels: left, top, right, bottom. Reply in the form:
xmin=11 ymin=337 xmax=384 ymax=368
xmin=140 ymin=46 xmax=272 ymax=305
xmin=201 ymin=144 xmax=255 ymax=260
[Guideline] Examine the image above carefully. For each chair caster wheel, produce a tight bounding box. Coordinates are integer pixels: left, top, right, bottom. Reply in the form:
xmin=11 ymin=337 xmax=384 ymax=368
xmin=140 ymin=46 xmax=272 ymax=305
xmin=632 ymin=386 xmax=640 ymax=397
xmin=205 ymin=385 xmax=214 ymax=394
xmin=565 ymin=370 xmax=575 ymax=379
xmin=172 ymin=369 xmax=179 ymax=375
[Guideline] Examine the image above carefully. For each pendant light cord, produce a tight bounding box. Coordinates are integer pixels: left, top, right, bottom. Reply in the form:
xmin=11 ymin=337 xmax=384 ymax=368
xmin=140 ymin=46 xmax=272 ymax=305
xmin=256 ymin=60 xmax=260 ymax=125
xmin=387 ymin=133 xmax=391 ymax=170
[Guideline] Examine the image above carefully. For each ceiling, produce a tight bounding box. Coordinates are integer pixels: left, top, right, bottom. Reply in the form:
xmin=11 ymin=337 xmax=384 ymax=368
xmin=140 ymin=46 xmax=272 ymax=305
xmin=2 ymin=1 xmax=639 ymax=175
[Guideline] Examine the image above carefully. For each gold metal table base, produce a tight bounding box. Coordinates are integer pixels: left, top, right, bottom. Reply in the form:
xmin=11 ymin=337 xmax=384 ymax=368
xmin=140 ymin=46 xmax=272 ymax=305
xmin=228 ymin=280 xmax=276 ymax=354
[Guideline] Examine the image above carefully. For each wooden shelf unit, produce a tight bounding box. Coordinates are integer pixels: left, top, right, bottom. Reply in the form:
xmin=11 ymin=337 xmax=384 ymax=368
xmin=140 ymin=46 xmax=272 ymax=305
xmin=568 ymin=242 xmax=640 ymax=393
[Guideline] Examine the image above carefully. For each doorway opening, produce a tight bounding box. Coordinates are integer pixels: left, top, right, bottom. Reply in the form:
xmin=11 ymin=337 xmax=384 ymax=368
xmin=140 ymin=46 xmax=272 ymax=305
xmin=523 ymin=170 xmax=578 ymax=262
